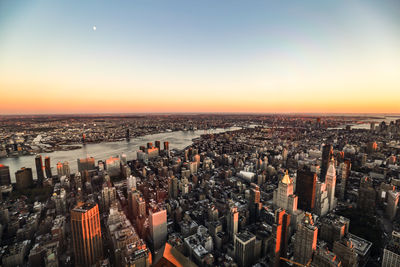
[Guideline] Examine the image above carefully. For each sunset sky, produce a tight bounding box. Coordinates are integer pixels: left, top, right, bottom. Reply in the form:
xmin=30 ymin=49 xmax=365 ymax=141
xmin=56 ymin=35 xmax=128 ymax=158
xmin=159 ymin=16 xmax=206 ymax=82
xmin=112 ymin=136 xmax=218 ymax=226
xmin=1 ymin=0 xmax=399 ymax=114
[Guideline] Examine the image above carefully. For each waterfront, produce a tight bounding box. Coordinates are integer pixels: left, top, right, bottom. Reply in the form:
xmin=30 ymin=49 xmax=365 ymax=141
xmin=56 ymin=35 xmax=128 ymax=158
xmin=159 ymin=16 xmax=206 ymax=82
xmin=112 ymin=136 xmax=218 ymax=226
xmin=0 ymin=127 xmax=240 ymax=182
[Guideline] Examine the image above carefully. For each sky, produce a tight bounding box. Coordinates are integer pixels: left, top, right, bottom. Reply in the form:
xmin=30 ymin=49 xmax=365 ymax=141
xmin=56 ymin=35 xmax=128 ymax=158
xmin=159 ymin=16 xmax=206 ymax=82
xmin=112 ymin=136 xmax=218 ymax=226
xmin=0 ymin=0 xmax=399 ymax=114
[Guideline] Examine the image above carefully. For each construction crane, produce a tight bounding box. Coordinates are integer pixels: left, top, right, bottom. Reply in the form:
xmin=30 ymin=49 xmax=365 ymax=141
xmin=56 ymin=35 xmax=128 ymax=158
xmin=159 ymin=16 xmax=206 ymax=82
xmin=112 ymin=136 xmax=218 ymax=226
xmin=280 ymin=257 xmax=312 ymax=267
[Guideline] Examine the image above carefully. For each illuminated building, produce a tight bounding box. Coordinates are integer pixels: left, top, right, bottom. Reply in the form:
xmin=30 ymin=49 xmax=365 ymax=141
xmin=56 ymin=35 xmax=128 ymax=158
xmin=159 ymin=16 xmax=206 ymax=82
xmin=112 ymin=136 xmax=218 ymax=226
xmin=35 ymin=155 xmax=45 ymax=185
xmin=272 ymin=209 xmax=290 ymax=267
xmin=273 ymin=171 xmax=297 ymax=213
xmin=312 ymin=246 xmax=342 ymax=267
xmin=71 ymin=202 xmax=103 ymax=266
xmin=333 ymin=238 xmax=358 ymax=267
xmin=321 ymin=144 xmax=333 ymax=182
xmin=325 ymin=158 xmax=337 ymax=211
xmin=0 ymin=164 xmax=11 ymax=186
xmin=15 ymin=167 xmax=33 ymax=190
xmin=293 ymin=213 xmax=318 ymax=265
xmin=227 ymin=206 xmax=238 ymax=241
xmin=386 ymin=190 xmax=400 ymax=221
xmin=234 ymin=231 xmax=256 ymax=267
xmin=44 ymin=156 xmax=52 ymax=178
xmin=296 ymin=167 xmax=317 ymax=212
xmin=56 ymin=161 xmax=70 ymax=178
xmin=105 ymin=156 xmax=121 ymax=177
xmin=149 ymin=207 xmax=167 ymax=250
xmin=163 ymin=141 xmax=169 ymax=151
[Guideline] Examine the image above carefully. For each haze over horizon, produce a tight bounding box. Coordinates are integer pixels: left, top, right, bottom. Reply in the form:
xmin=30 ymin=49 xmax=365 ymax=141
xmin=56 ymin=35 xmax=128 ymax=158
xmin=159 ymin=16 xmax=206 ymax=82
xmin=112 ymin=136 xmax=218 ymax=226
xmin=1 ymin=0 xmax=400 ymax=114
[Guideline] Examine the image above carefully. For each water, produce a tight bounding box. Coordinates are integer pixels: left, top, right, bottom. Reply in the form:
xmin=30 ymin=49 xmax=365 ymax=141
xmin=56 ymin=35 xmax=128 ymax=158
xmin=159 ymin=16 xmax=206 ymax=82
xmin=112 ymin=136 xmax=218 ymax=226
xmin=0 ymin=127 xmax=240 ymax=182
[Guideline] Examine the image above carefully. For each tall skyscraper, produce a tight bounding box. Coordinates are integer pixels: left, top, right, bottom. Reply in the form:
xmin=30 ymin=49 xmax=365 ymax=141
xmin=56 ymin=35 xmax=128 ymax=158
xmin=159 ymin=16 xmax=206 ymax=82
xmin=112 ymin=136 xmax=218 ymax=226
xmin=386 ymin=190 xmax=400 ymax=221
xmin=0 ymin=164 xmax=11 ymax=186
xmin=57 ymin=161 xmax=70 ymax=177
xmin=35 ymin=155 xmax=45 ymax=185
xmin=15 ymin=167 xmax=33 ymax=190
xmin=296 ymin=167 xmax=317 ymax=212
xmin=294 ymin=213 xmax=318 ymax=265
xmin=44 ymin=156 xmax=52 ymax=178
xmin=227 ymin=207 xmax=239 ymax=241
xmin=325 ymin=158 xmax=337 ymax=211
xmin=321 ymin=144 xmax=333 ymax=182
xmin=272 ymin=209 xmax=291 ymax=267
xmin=358 ymin=177 xmax=376 ymax=213
xmin=71 ymin=202 xmax=103 ymax=266
xmin=149 ymin=207 xmax=167 ymax=250
xmin=338 ymin=159 xmax=351 ymax=200
xmin=273 ymin=171 xmax=297 ymax=213
xmin=163 ymin=141 xmax=169 ymax=151
xmin=235 ymin=231 xmax=256 ymax=267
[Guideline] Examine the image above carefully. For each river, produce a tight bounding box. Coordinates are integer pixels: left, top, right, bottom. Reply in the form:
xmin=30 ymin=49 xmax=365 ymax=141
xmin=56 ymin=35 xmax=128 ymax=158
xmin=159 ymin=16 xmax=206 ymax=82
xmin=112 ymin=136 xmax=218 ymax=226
xmin=0 ymin=127 xmax=240 ymax=182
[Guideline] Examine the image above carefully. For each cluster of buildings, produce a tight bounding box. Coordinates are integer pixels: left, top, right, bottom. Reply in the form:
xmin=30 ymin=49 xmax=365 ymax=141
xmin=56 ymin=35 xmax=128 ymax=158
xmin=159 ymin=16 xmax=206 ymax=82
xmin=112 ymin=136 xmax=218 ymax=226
xmin=0 ymin=115 xmax=400 ymax=266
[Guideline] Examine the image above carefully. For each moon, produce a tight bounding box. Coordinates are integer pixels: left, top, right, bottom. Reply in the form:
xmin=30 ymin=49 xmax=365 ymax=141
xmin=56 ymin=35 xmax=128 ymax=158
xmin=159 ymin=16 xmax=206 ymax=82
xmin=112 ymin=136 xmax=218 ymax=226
xmin=93 ymin=26 xmax=96 ymax=31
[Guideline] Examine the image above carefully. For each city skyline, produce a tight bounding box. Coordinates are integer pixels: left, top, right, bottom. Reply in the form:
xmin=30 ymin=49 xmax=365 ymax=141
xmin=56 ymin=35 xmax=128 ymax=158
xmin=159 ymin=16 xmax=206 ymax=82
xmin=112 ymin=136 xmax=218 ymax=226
xmin=1 ymin=0 xmax=400 ymax=114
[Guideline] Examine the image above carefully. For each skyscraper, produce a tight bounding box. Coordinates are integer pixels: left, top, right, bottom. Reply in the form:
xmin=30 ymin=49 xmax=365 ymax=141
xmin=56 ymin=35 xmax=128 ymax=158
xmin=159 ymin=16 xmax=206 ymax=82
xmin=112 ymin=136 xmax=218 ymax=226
xmin=296 ymin=167 xmax=317 ymax=212
xmin=272 ymin=209 xmax=291 ymax=267
xmin=235 ymin=231 xmax=256 ymax=267
xmin=71 ymin=202 xmax=103 ymax=266
xmin=0 ymin=164 xmax=11 ymax=186
xmin=382 ymin=231 xmax=400 ymax=267
xmin=35 ymin=155 xmax=45 ymax=185
xmin=149 ymin=207 xmax=167 ymax=250
xmin=294 ymin=213 xmax=318 ymax=265
xmin=325 ymin=158 xmax=337 ymax=211
xmin=77 ymin=157 xmax=95 ymax=173
xmin=15 ymin=167 xmax=33 ymax=190
xmin=227 ymin=206 xmax=239 ymax=241
xmin=273 ymin=171 xmax=297 ymax=213
xmin=321 ymin=144 xmax=333 ymax=182
xmin=358 ymin=177 xmax=376 ymax=213
xmin=44 ymin=156 xmax=52 ymax=178
xmin=386 ymin=190 xmax=400 ymax=221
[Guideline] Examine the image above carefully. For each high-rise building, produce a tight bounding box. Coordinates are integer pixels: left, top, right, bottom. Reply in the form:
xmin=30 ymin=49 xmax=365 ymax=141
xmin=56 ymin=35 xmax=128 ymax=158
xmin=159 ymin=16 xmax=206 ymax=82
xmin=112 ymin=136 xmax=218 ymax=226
xmin=77 ymin=157 xmax=95 ymax=173
xmin=296 ymin=167 xmax=317 ymax=212
xmin=338 ymin=159 xmax=351 ymax=200
xmin=314 ymin=181 xmax=330 ymax=216
xmin=357 ymin=177 xmax=376 ymax=213
xmin=294 ymin=213 xmax=318 ymax=265
xmin=272 ymin=209 xmax=291 ymax=267
xmin=320 ymin=214 xmax=349 ymax=246
xmin=100 ymin=183 xmax=117 ymax=213
xmin=57 ymin=161 xmax=70 ymax=178
xmin=44 ymin=156 xmax=52 ymax=178
xmin=168 ymin=176 xmax=178 ymax=199
xmin=382 ymin=231 xmax=400 ymax=267
xmin=321 ymin=144 xmax=333 ymax=182
xmin=71 ymin=202 xmax=103 ymax=266
xmin=333 ymin=238 xmax=358 ymax=267
xmin=163 ymin=141 xmax=169 ymax=151
xmin=149 ymin=207 xmax=167 ymax=250
xmin=312 ymin=246 xmax=342 ymax=267
xmin=325 ymin=158 xmax=337 ymax=211
xmin=15 ymin=167 xmax=33 ymax=190
xmin=35 ymin=155 xmax=45 ymax=185
xmin=386 ymin=190 xmax=400 ymax=221
xmin=0 ymin=164 xmax=11 ymax=186
xmin=227 ymin=207 xmax=239 ymax=241
xmin=235 ymin=231 xmax=256 ymax=267
xmin=105 ymin=156 xmax=121 ymax=177
xmin=273 ymin=171 xmax=297 ymax=213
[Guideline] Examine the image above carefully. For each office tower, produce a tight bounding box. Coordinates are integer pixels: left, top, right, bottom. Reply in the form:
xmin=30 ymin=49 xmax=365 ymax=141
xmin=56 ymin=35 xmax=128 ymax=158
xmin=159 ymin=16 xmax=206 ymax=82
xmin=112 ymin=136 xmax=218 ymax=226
xmin=126 ymin=128 xmax=130 ymax=140
xmin=149 ymin=207 xmax=167 ymax=250
xmin=227 ymin=207 xmax=239 ymax=241
xmin=163 ymin=141 xmax=169 ymax=150
xmin=338 ymin=159 xmax=351 ymax=200
xmin=314 ymin=181 xmax=330 ymax=216
xmin=77 ymin=157 xmax=95 ymax=173
xmin=168 ymin=176 xmax=178 ymax=199
xmin=296 ymin=167 xmax=317 ymax=211
xmin=370 ymin=122 xmax=375 ymax=131
xmin=294 ymin=213 xmax=318 ymax=265
xmin=333 ymin=238 xmax=358 ymax=267
xmin=235 ymin=231 xmax=256 ymax=267
xmin=155 ymin=140 xmax=161 ymax=150
xmin=105 ymin=156 xmax=121 ymax=177
xmin=121 ymin=153 xmax=127 ymax=165
xmin=100 ymin=183 xmax=117 ymax=213
xmin=15 ymin=167 xmax=33 ymax=190
xmin=71 ymin=202 xmax=103 ymax=266
xmin=127 ymin=175 xmax=137 ymax=191
xmin=386 ymin=190 xmax=400 ymax=221
xmin=357 ymin=177 xmax=376 ymax=213
xmin=0 ymin=164 xmax=11 ymax=186
xmin=325 ymin=158 xmax=337 ymax=211
xmin=321 ymin=144 xmax=333 ymax=182
xmin=273 ymin=171 xmax=298 ymax=213
xmin=320 ymin=215 xmax=349 ymax=246
xmin=44 ymin=156 xmax=52 ymax=178
xmin=147 ymin=142 xmax=153 ymax=149
xmin=272 ymin=209 xmax=291 ymax=267
xmin=382 ymin=231 xmax=400 ymax=267
xmin=35 ymin=155 xmax=45 ymax=185
xmin=57 ymin=161 xmax=70 ymax=178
